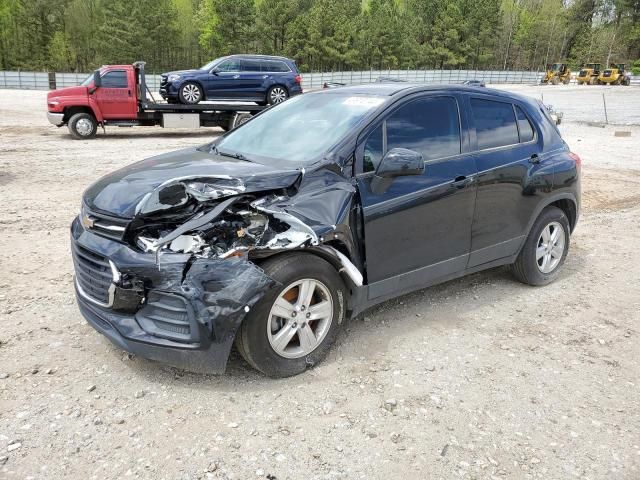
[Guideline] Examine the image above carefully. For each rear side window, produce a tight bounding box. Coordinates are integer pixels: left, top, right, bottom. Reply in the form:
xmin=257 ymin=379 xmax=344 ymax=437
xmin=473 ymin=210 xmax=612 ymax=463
xmin=242 ymin=59 xmax=262 ymax=72
xmin=471 ymin=98 xmax=519 ymax=150
xmin=515 ymin=105 xmax=534 ymax=142
xmin=262 ymin=60 xmax=290 ymax=72
xmin=101 ymin=70 xmax=127 ymax=88
xmin=386 ymin=96 xmax=461 ymax=161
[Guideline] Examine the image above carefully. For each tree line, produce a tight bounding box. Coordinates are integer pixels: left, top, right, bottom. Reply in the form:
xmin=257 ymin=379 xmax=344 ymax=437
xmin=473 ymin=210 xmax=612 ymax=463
xmin=0 ymin=0 xmax=638 ymax=73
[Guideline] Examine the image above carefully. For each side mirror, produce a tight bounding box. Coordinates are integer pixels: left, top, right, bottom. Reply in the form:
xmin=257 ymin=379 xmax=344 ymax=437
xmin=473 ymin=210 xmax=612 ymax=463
xmin=371 ymin=148 xmax=424 ymax=194
xmin=88 ymin=70 xmax=101 ymax=94
xmin=210 ymin=68 xmax=219 ymax=75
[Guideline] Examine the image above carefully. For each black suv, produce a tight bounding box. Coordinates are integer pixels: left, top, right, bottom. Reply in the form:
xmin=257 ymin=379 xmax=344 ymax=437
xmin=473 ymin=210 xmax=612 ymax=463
xmin=72 ymin=84 xmax=580 ymax=377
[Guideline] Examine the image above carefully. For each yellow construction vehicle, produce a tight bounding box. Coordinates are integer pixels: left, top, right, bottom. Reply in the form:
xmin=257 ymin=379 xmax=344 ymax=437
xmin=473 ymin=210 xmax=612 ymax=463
xmin=576 ymin=63 xmax=601 ymax=84
xmin=597 ymin=63 xmax=631 ymax=85
xmin=541 ymin=63 xmax=571 ymax=85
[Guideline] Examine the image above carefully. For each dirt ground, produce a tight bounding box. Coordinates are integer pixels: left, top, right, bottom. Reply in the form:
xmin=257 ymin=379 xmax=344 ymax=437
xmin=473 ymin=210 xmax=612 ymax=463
xmin=0 ymin=87 xmax=639 ymax=480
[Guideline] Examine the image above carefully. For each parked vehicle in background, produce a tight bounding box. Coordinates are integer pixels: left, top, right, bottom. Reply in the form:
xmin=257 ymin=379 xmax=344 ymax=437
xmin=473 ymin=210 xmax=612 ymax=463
xmin=160 ymin=54 xmax=303 ymax=105
xmin=597 ymin=63 xmax=631 ymax=85
xmin=461 ymin=79 xmax=486 ymax=87
xmin=72 ymin=84 xmax=580 ymax=377
xmin=576 ymin=63 xmax=601 ymax=85
xmin=542 ymin=63 xmax=571 ymax=85
xmin=46 ymin=62 xmax=263 ymax=139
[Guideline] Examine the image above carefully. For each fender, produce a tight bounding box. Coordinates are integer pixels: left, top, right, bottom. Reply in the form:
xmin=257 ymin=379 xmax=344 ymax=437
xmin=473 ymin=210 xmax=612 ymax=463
xmin=517 ymin=191 xmax=578 ymax=254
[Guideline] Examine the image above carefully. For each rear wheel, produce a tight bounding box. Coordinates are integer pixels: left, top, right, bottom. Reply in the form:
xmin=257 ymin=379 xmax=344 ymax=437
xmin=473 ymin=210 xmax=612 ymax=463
xmin=266 ymin=85 xmax=288 ymax=105
xmin=511 ymin=206 xmax=570 ymax=286
xmin=551 ymin=76 xmax=560 ymax=85
xmin=68 ymin=112 xmax=97 ymax=140
xmin=235 ymin=253 xmax=346 ymax=377
xmin=179 ymin=82 xmax=203 ymax=104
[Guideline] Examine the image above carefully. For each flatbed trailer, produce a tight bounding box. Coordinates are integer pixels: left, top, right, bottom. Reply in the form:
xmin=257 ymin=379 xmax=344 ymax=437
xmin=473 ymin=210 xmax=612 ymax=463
xmin=46 ymin=61 xmax=266 ymax=139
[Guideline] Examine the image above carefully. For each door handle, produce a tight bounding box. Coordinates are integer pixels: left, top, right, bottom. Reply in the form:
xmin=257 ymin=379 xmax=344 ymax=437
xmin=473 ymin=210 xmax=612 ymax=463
xmin=233 ymin=75 xmax=240 ymax=79
xmin=128 ymin=89 xmax=131 ymax=96
xmin=529 ymin=153 xmax=540 ymax=164
xmin=452 ymin=175 xmax=471 ymax=188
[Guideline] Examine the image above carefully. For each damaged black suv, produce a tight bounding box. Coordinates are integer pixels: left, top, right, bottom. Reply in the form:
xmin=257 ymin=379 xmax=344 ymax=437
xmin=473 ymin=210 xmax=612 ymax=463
xmin=72 ymin=84 xmax=581 ymax=377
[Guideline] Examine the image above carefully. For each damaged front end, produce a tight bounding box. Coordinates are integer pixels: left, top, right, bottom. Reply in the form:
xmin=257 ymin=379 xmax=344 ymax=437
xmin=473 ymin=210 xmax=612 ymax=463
xmin=72 ymin=170 xmax=361 ymax=373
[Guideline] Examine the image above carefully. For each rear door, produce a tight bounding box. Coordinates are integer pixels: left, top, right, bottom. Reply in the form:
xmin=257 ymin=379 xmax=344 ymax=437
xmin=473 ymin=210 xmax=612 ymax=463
xmin=467 ymin=96 xmax=551 ymax=267
xmin=356 ymin=94 xmax=478 ymax=298
xmin=236 ymin=59 xmax=267 ymax=99
xmin=94 ymin=69 xmax=137 ymax=119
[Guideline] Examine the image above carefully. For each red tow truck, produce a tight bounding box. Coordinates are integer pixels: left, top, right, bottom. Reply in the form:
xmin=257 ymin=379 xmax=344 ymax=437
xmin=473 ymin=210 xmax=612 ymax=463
xmin=46 ymin=61 xmax=264 ymax=139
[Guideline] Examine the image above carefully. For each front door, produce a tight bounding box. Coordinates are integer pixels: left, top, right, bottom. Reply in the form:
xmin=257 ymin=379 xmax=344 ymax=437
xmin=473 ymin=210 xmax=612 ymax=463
xmin=356 ymin=94 xmax=478 ymax=299
xmin=94 ymin=69 xmax=137 ymax=119
xmin=204 ymin=58 xmax=243 ymax=99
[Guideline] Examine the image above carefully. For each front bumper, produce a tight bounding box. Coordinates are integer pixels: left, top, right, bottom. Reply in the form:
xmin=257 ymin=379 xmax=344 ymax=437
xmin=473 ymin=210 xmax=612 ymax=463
xmin=47 ymin=111 xmax=64 ymax=126
xmin=71 ymin=216 xmax=275 ymax=373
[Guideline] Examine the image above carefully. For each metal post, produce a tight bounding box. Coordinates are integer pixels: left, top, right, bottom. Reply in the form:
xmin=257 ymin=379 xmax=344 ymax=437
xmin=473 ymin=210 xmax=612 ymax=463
xmin=602 ymin=93 xmax=608 ymax=124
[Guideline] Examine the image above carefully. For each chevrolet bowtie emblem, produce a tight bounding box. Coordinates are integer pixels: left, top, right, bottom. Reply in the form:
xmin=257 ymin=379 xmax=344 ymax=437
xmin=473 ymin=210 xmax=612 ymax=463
xmin=81 ymin=214 xmax=95 ymax=229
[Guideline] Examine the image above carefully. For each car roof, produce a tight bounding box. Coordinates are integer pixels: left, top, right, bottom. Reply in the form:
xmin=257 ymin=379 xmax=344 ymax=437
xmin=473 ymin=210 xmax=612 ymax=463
xmin=314 ymin=83 xmax=537 ymax=104
xmin=227 ymin=54 xmax=293 ymax=62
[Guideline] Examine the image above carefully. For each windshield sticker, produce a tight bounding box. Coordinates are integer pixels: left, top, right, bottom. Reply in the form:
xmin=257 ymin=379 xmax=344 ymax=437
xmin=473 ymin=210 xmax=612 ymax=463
xmin=342 ymin=97 xmax=385 ymax=107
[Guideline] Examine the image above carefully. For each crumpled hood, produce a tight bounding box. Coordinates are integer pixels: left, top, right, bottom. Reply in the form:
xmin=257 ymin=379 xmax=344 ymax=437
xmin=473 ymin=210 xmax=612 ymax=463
xmin=83 ymin=146 xmax=302 ymax=218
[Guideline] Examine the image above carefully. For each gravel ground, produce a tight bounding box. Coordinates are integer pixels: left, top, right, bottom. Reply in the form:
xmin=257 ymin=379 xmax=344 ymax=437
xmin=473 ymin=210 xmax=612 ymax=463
xmin=0 ymin=88 xmax=639 ymax=480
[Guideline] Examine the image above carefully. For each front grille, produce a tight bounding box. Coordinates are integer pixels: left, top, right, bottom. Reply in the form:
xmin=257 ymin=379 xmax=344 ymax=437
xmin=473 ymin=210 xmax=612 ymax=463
xmin=72 ymin=242 xmax=113 ymax=305
xmin=83 ymin=208 xmax=129 ymax=241
xmin=136 ymin=292 xmax=193 ymax=342
xmin=603 ymin=70 xmax=612 ymax=77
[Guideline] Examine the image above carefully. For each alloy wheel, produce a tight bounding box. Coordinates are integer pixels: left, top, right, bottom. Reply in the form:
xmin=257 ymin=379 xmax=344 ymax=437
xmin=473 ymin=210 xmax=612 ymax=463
xmin=181 ymin=84 xmax=201 ymax=103
xmin=269 ymin=87 xmax=287 ymax=104
xmin=267 ymin=279 xmax=333 ymax=359
xmin=536 ymin=221 xmax=566 ymax=273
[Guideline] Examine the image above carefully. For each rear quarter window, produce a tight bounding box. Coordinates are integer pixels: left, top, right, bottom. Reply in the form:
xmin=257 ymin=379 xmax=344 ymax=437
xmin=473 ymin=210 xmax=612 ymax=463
xmin=262 ymin=60 xmax=290 ymax=73
xmin=471 ymin=98 xmax=519 ymax=150
xmin=515 ymin=105 xmax=535 ymax=143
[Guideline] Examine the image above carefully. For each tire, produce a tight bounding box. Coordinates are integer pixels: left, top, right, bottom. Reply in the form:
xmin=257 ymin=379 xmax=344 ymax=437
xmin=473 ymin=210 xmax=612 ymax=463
xmin=563 ymin=77 xmax=570 ymax=85
xmin=230 ymin=112 xmax=252 ymax=130
xmin=178 ymin=82 xmax=203 ymax=104
xmin=266 ymin=85 xmax=289 ymax=105
xmin=236 ymin=253 xmax=346 ymax=377
xmin=551 ymin=76 xmax=560 ymax=85
xmin=578 ymin=81 xmax=584 ymax=85
xmin=623 ymin=77 xmax=630 ymax=86
xmin=68 ymin=112 xmax=97 ymax=140
xmin=511 ymin=206 xmax=570 ymax=286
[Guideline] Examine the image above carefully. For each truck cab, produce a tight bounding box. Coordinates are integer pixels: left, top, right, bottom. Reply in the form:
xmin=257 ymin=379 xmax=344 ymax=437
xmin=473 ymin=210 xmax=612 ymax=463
xmin=47 ymin=65 xmax=138 ymax=138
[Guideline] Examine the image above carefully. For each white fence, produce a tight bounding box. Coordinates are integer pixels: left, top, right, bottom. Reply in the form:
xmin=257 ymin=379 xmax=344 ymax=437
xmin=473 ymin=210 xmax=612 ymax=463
xmin=1 ymin=68 xmax=637 ymax=91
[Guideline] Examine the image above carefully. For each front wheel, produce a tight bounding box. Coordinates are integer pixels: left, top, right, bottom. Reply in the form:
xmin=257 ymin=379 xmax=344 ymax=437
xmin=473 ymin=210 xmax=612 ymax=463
xmin=179 ymin=82 xmax=203 ymax=104
xmin=511 ymin=206 xmax=570 ymax=286
xmin=235 ymin=253 xmax=346 ymax=377
xmin=266 ymin=85 xmax=288 ymax=105
xmin=68 ymin=112 xmax=97 ymax=139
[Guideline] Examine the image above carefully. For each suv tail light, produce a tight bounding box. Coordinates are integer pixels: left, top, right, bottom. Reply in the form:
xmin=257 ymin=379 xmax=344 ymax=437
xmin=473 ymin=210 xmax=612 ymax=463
xmin=294 ymin=74 xmax=302 ymax=85
xmin=569 ymin=152 xmax=581 ymax=169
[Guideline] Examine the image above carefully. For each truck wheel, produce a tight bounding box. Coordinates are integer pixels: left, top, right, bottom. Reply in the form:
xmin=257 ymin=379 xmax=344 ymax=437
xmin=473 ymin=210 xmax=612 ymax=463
xmin=179 ymin=82 xmax=203 ymax=104
xmin=266 ymin=85 xmax=288 ymax=105
xmin=230 ymin=112 xmax=252 ymax=130
xmin=68 ymin=112 xmax=97 ymax=140
xmin=551 ymin=76 xmax=560 ymax=85
xmin=623 ymin=77 xmax=631 ymax=86
xmin=235 ymin=253 xmax=346 ymax=377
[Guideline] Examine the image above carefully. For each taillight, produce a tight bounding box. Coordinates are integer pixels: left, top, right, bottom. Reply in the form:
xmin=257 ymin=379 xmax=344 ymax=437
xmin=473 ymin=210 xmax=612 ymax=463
xmin=569 ymin=152 xmax=581 ymax=169
xmin=294 ymin=74 xmax=302 ymax=84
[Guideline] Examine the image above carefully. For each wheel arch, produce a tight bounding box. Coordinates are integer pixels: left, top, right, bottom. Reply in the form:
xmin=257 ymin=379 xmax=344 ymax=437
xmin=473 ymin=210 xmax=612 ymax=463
xmin=63 ymin=106 xmax=96 ymax=123
xmin=522 ymin=193 xmax=578 ymax=246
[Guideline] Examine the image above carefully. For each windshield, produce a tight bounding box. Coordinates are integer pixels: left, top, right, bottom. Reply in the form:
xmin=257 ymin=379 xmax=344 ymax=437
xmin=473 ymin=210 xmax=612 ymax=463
xmin=551 ymin=63 xmax=563 ymax=71
xmin=215 ymin=93 xmax=386 ymax=164
xmin=80 ymin=70 xmax=97 ymax=86
xmin=200 ymin=57 xmax=225 ymax=71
